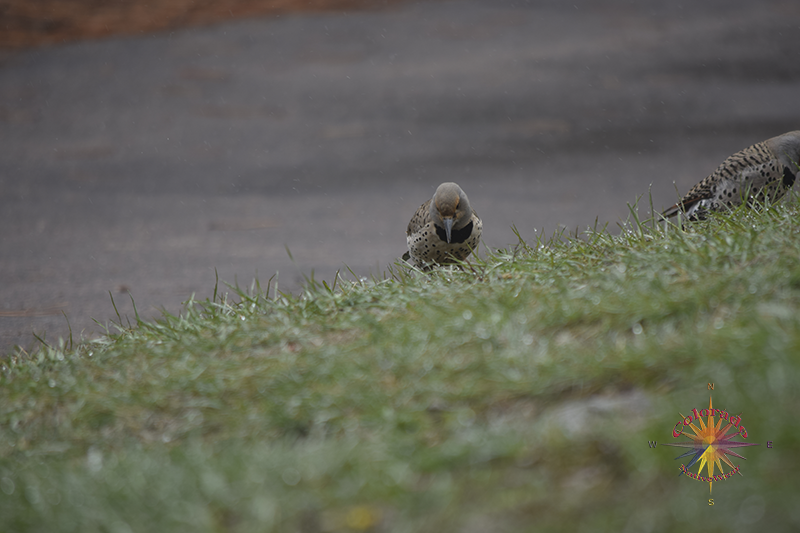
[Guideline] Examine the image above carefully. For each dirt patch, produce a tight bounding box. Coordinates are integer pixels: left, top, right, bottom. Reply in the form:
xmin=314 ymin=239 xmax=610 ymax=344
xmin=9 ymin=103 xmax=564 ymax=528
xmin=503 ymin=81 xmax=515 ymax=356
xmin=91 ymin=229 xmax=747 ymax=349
xmin=0 ymin=0 xmax=411 ymax=49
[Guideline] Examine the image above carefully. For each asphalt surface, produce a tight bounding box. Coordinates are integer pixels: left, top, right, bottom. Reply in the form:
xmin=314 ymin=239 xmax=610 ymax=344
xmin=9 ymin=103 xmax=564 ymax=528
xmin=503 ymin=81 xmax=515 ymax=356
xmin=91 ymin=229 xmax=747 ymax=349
xmin=2 ymin=0 xmax=800 ymax=353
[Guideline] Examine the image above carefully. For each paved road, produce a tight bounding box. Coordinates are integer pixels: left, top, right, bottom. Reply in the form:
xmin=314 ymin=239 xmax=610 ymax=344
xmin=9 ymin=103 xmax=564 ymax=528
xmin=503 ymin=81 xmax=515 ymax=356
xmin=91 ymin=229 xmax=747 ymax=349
xmin=2 ymin=0 xmax=799 ymax=352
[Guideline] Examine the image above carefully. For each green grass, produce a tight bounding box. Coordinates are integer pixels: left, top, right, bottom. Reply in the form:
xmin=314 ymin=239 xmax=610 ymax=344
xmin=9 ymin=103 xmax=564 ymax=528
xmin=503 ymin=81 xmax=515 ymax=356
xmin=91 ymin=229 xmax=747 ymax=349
xmin=3 ymin=197 xmax=800 ymax=532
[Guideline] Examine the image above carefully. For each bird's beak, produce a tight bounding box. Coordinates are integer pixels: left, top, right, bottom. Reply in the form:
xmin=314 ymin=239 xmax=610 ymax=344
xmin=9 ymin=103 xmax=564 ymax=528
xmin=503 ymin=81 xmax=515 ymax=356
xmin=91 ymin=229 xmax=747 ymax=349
xmin=444 ymin=217 xmax=454 ymax=243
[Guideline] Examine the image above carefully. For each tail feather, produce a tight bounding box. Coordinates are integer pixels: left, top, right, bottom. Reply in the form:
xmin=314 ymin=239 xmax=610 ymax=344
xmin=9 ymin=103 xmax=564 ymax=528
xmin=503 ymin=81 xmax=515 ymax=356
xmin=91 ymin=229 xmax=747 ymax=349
xmin=662 ymin=205 xmax=678 ymax=219
xmin=661 ymin=202 xmax=683 ymax=219
xmin=662 ymin=196 xmax=705 ymax=219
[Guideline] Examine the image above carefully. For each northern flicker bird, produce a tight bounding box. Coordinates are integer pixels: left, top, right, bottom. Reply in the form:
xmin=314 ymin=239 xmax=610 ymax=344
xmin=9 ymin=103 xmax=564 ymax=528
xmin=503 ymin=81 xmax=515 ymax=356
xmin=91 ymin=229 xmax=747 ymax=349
xmin=403 ymin=182 xmax=482 ymax=269
xmin=663 ymin=130 xmax=800 ymax=220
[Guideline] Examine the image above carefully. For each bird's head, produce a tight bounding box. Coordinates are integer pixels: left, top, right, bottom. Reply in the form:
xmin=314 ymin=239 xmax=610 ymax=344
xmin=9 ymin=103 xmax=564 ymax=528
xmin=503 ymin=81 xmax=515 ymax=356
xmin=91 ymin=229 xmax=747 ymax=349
xmin=767 ymin=130 xmax=800 ymax=173
xmin=429 ymin=182 xmax=473 ymax=243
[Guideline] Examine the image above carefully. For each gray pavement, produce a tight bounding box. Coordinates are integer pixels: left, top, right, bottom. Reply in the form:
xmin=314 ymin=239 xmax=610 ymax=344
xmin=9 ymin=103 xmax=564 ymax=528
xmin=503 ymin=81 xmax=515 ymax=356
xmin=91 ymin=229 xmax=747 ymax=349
xmin=2 ymin=0 xmax=800 ymax=352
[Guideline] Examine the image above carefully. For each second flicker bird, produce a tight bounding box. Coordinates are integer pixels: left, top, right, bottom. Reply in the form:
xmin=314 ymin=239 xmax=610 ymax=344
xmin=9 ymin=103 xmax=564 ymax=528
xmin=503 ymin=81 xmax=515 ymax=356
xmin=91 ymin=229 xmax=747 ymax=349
xmin=663 ymin=130 xmax=800 ymax=221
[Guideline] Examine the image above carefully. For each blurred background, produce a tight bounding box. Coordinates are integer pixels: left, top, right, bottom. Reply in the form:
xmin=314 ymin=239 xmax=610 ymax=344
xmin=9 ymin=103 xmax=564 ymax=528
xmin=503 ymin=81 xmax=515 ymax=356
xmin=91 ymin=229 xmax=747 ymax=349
xmin=1 ymin=0 xmax=799 ymax=352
